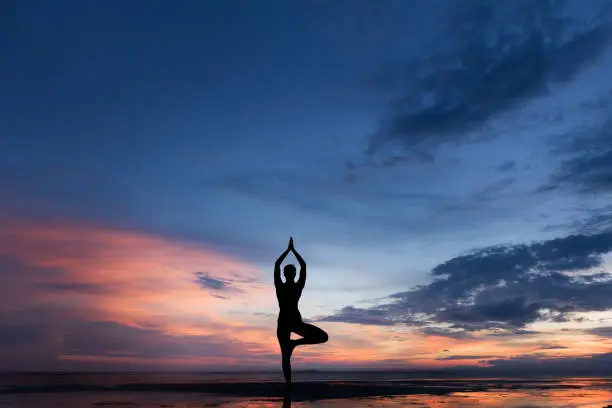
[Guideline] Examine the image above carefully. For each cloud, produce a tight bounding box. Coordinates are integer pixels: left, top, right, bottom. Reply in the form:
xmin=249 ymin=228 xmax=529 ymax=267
xmin=0 ymin=219 xmax=274 ymax=370
xmin=413 ymin=351 xmax=612 ymax=376
xmin=477 ymin=352 xmax=612 ymax=376
xmin=320 ymin=230 xmax=612 ymax=334
xmin=418 ymin=327 xmax=474 ymax=339
xmin=366 ymin=0 xmax=612 ymax=162
xmin=544 ymin=120 xmax=612 ymax=195
xmin=206 ymin=164 xmax=530 ymax=248
xmin=578 ymin=206 xmax=612 ymax=234
xmin=318 ymin=306 xmax=396 ymax=326
xmin=193 ymin=272 xmax=241 ymax=293
xmin=202 ymin=170 xmax=358 ymax=223
xmin=62 ymin=321 xmax=257 ymax=360
xmin=538 ymin=343 xmax=569 ymax=350
xmin=0 ymin=218 xmax=260 ymax=301
xmin=436 ymin=354 xmax=497 ymax=361
xmin=493 ymin=160 xmax=518 ymax=173
xmin=588 ymin=326 xmax=612 ymax=338
xmin=0 ymin=305 xmax=277 ymax=371
xmin=540 ymin=118 xmax=612 ymax=242
xmin=484 ymin=328 xmax=540 ymax=337
xmin=546 ymin=204 xmax=612 ymax=235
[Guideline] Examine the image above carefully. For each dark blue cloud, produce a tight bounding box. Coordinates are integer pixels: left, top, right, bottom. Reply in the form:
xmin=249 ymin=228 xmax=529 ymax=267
xmin=540 ymin=118 xmax=612 ymax=243
xmin=366 ymin=0 xmax=612 ymax=161
xmin=320 ymin=230 xmax=612 ymax=333
xmin=588 ymin=326 xmax=612 ymax=337
xmin=193 ymin=272 xmax=241 ymax=293
xmin=545 ymin=120 xmax=612 ymax=195
xmin=546 ymin=204 xmax=612 ymax=235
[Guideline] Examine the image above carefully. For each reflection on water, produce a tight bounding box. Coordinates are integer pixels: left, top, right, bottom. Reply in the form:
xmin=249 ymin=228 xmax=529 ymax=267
xmin=1 ymin=390 xmax=611 ymax=408
xmin=0 ymin=379 xmax=610 ymax=408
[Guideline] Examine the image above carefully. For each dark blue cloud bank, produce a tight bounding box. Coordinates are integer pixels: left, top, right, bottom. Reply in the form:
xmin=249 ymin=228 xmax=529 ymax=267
xmin=320 ymin=228 xmax=612 ymax=336
xmin=365 ymin=0 xmax=612 ymax=163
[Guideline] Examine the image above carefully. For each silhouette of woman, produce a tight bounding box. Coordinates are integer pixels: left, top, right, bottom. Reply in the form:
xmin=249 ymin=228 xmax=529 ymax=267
xmin=275 ymin=237 xmax=328 ymax=384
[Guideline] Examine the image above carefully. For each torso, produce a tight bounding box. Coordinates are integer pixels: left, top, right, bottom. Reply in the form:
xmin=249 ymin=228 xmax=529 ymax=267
xmin=276 ymin=283 xmax=302 ymax=326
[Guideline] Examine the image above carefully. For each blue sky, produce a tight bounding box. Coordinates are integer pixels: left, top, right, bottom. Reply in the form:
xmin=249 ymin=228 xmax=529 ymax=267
xmin=2 ymin=0 xmax=612 ymax=372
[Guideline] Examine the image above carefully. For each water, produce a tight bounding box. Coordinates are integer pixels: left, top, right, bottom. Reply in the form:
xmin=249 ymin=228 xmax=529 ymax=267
xmin=0 ymin=372 xmax=610 ymax=407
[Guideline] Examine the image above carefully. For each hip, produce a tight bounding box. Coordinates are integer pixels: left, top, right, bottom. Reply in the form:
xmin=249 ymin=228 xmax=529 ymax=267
xmin=278 ymin=310 xmax=302 ymax=324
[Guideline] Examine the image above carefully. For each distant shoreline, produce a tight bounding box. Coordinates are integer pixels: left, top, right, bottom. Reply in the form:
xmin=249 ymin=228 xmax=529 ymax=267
xmin=1 ymin=370 xmax=611 ymax=377
xmin=1 ymin=371 xmax=611 ymax=384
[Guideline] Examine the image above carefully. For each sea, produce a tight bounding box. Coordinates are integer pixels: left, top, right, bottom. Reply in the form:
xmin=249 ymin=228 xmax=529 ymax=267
xmin=0 ymin=372 xmax=610 ymax=408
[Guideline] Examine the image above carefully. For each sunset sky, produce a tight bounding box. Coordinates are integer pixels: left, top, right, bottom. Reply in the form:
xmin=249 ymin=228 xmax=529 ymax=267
xmin=1 ymin=0 xmax=612 ymax=374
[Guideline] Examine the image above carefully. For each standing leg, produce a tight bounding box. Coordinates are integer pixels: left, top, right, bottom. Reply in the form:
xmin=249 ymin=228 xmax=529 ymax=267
xmin=277 ymin=326 xmax=293 ymax=384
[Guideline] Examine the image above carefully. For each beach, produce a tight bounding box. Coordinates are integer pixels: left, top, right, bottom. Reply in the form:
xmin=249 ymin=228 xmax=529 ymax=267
xmin=0 ymin=373 xmax=610 ymax=407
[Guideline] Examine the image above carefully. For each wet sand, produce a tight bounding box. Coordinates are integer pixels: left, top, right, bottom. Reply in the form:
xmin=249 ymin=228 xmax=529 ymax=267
xmin=1 ymin=378 xmax=610 ymax=407
xmin=1 ymin=388 xmax=612 ymax=408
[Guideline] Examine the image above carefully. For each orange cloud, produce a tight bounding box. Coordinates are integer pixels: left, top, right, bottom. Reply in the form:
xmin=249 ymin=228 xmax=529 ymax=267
xmin=0 ymin=218 xmax=271 ymax=311
xmin=0 ymin=218 xmax=280 ymax=367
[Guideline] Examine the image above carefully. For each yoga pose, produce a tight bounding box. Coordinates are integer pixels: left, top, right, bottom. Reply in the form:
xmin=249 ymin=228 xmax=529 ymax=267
xmin=275 ymin=237 xmax=328 ymax=384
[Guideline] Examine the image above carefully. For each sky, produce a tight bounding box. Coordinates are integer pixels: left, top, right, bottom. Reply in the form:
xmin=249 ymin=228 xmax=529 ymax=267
xmin=1 ymin=0 xmax=612 ymax=374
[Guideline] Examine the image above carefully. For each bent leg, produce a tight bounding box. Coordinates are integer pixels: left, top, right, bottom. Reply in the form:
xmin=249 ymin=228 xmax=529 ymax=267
xmin=277 ymin=326 xmax=293 ymax=384
xmin=292 ymin=322 xmax=329 ymax=346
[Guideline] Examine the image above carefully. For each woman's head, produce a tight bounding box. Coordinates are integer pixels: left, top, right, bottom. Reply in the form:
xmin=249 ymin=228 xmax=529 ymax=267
xmin=283 ymin=264 xmax=297 ymax=282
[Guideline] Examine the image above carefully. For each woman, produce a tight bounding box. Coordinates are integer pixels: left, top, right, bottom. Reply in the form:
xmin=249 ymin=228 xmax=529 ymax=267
xmin=274 ymin=237 xmax=328 ymax=384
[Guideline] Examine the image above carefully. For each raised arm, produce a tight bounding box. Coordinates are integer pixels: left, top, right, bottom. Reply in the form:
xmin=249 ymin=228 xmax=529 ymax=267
xmin=290 ymin=240 xmax=306 ymax=288
xmin=274 ymin=246 xmax=291 ymax=287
